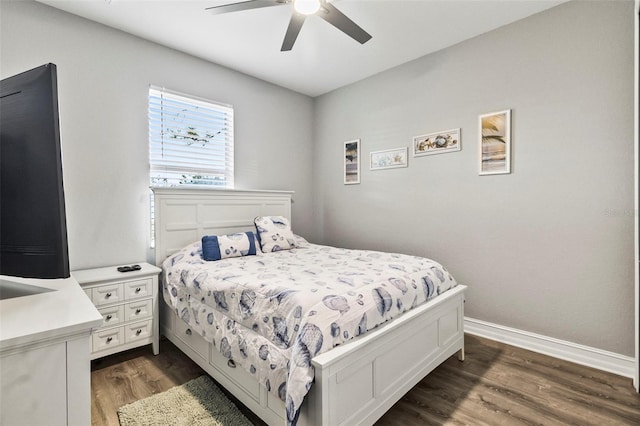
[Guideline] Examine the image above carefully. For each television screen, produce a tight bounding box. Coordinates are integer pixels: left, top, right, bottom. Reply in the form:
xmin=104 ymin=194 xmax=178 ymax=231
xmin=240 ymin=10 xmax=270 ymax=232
xmin=0 ymin=63 xmax=70 ymax=279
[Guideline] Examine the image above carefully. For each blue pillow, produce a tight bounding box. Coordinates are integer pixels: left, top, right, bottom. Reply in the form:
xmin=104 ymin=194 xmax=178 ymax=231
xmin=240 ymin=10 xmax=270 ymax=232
xmin=202 ymin=231 xmax=257 ymax=261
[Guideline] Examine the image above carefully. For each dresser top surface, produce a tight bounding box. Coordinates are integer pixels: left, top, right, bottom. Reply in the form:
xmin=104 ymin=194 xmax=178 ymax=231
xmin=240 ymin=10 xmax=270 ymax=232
xmin=72 ymin=262 xmax=161 ymax=285
xmin=0 ymin=275 xmax=102 ymax=350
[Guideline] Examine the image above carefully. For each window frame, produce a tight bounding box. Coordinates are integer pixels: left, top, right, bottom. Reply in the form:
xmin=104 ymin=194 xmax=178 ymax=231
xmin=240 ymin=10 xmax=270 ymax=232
xmin=148 ymin=86 xmax=234 ymax=247
xmin=148 ymin=85 xmax=234 ymax=188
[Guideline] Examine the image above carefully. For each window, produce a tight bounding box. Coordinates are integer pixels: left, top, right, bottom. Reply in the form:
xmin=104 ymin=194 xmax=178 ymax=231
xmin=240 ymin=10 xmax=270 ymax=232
xmin=149 ymin=86 xmax=234 ymax=188
xmin=148 ymin=86 xmax=234 ymax=246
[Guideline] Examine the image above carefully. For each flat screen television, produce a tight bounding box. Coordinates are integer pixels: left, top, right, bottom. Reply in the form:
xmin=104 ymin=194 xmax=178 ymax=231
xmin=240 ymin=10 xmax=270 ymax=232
xmin=0 ymin=63 xmax=70 ymax=279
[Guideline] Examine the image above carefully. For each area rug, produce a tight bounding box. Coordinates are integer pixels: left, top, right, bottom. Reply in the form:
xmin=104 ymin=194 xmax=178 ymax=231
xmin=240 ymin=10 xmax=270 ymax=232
xmin=117 ymin=375 xmax=253 ymax=426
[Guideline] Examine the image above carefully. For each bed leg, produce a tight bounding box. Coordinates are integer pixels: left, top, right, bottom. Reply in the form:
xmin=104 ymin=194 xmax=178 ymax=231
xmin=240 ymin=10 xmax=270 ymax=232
xmin=457 ymin=347 xmax=465 ymax=362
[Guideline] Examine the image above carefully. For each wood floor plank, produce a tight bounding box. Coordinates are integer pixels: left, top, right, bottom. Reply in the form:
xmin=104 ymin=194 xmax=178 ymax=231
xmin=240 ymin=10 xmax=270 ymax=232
xmin=91 ymin=335 xmax=640 ymax=426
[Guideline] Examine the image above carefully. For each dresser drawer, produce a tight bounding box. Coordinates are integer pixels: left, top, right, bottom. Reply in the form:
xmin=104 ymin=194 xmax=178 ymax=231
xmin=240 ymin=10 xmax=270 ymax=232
xmin=98 ymin=305 xmax=124 ymax=328
xmin=92 ymin=327 xmax=124 ymax=352
xmin=125 ymin=320 xmax=152 ymax=343
xmin=92 ymin=283 xmax=124 ymax=306
xmin=125 ymin=299 xmax=152 ymax=322
xmin=124 ymin=278 xmax=153 ymax=301
xmin=174 ymin=316 xmax=209 ymax=360
xmin=210 ymin=344 xmax=260 ymax=401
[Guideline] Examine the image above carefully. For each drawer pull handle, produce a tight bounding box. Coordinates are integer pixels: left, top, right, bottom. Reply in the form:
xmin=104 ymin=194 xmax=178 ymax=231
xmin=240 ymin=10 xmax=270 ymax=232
xmin=185 ymin=328 xmax=192 ymax=336
xmin=136 ymin=329 xmax=142 ymax=335
xmin=135 ymin=287 xmax=141 ymax=293
xmin=227 ymin=359 xmax=236 ymax=369
xmin=106 ymin=314 xmax=113 ymax=321
xmin=135 ymin=308 xmax=142 ymax=314
xmin=106 ymin=292 xmax=112 ymax=298
xmin=106 ymin=337 xmax=113 ymax=343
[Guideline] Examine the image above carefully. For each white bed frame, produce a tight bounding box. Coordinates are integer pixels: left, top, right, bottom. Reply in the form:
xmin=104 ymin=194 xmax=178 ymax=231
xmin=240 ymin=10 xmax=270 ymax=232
xmin=153 ymin=187 xmax=466 ymax=426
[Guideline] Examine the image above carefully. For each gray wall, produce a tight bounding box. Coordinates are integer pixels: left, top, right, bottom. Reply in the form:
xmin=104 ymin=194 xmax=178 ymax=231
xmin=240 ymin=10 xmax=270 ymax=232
xmin=312 ymin=0 xmax=635 ymax=356
xmin=0 ymin=0 xmax=314 ymax=270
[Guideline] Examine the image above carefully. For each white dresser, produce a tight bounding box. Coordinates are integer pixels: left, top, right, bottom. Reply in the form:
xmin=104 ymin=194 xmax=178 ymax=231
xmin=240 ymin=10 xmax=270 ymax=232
xmin=73 ymin=263 xmax=161 ymax=359
xmin=0 ymin=275 xmax=102 ymax=425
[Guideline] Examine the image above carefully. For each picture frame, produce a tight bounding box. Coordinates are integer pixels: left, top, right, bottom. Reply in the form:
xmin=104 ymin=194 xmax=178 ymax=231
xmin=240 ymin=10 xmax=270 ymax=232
xmin=413 ymin=128 xmax=461 ymax=157
xmin=370 ymin=147 xmax=408 ymax=171
xmin=479 ymin=109 xmax=511 ymax=175
xmin=344 ymin=139 xmax=360 ymax=184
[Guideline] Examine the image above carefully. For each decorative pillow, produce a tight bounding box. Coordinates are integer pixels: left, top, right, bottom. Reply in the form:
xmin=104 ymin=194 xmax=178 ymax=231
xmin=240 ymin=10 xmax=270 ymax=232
xmin=252 ymin=232 xmax=263 ymax=254
xmin=201 ymin=231 xmax=257 ymax=261
xmin=254 ymin=216 xmax=297 ymax=253
xmin=292 ymin=234 xmax=309 ymax=247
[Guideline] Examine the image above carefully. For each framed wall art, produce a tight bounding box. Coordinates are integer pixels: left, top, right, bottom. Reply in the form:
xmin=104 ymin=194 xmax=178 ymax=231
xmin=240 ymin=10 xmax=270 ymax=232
xmin=344 ymin=139 xmax=360 ymax=184
xmin=479 ymin=109 xmax=511 ymax=175
xmin=370 ymin=147 xmax=408 ymax=171
xmin=413 ymin=128 xmax=460 ymax=157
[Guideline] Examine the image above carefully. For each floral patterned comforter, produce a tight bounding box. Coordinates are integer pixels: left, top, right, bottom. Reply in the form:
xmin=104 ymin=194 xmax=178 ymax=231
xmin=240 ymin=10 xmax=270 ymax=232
xmin=162 ymin=238 xmax=458 ymax=425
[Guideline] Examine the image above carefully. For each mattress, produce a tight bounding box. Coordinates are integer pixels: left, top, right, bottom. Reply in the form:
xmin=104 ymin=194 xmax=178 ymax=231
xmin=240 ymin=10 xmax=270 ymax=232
xmin=162 ymin=237 xmax=458 ymax=424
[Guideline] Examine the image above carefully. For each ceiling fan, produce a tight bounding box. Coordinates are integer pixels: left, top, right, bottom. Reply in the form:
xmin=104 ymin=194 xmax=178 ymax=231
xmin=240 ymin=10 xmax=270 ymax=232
xmin=206 ymin=0 xmax=372 ymax=51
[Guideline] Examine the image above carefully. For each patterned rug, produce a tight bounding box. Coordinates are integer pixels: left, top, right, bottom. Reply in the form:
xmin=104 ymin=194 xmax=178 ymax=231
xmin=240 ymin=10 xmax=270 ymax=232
xmin=117 ymin=375 xmax=253 ymax=426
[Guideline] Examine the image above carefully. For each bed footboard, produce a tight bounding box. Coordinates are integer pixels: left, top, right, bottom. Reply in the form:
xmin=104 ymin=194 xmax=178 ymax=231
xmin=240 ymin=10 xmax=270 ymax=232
xmin=301 ymin=285 xmax=465 ymax=425
xmin=161 ymin=285 xmax=466 ymax=426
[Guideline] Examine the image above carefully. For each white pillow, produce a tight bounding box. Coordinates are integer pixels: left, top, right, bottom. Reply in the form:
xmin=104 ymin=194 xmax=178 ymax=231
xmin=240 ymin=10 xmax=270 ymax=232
xmin=254 ymin=216 xmax=297 ymax=253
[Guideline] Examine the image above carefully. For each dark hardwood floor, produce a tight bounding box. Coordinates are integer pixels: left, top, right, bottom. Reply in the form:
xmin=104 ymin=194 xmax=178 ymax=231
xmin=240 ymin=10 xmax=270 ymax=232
xmin=377 ymin=336 xmax=640 ymax=425
xmin=91 ymin=334 xmax=640 ymax=426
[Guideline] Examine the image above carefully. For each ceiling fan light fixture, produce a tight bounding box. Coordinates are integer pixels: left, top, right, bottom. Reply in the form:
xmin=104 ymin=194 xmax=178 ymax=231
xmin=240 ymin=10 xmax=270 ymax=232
xmin=294 ymin=0 xmax=320 ymax=15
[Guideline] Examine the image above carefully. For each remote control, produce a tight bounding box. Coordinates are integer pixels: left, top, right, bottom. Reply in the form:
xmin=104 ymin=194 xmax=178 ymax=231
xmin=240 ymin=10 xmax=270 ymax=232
xmin=117 ymin=264 xmax=141 ymax=273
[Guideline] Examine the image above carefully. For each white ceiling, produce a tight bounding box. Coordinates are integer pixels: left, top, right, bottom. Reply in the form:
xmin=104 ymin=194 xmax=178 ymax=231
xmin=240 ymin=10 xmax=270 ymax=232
xmin=37 ymin=0 xmax=567 ymax=97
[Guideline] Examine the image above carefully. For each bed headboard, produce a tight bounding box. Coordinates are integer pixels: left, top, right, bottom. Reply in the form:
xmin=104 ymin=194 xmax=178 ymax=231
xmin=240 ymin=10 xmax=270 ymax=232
xmin=153 ymin=187 xmax=293 ymax=266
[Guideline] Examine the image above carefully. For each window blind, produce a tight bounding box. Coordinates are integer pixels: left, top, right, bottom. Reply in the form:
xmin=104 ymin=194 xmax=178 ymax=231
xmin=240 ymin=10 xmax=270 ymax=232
xmin=149 ymin=86 xmax=234 ymax=187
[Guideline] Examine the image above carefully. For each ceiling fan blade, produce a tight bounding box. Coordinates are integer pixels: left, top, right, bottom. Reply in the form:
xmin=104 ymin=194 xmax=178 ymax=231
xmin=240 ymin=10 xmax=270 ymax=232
xmin=318 ymin=2 xmax=372 ymax=45
xmin=281 ymin=12 xmax=306 ymax=51
xmin=206 ymin=0 xmax=288 ymax=15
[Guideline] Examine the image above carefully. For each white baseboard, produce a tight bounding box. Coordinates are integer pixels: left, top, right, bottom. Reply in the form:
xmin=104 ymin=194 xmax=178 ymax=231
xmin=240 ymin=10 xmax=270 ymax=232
xmin=464 ymin=317 xmax=635 ymax=380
